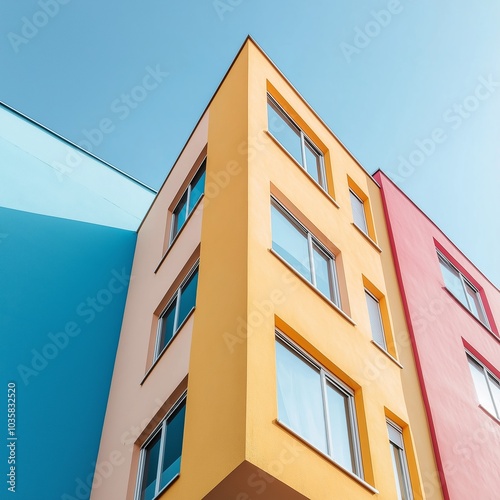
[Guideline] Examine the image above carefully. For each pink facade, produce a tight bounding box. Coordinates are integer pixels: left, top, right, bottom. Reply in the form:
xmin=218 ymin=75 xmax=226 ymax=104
xmin=375 ymin=171 xmax=500 ymax=499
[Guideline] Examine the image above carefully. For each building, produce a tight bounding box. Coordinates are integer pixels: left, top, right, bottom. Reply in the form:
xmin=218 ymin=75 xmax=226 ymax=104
xmin=0 ymin=103 xmax=155 ymax=499
xmin=375 ymin=171 xmax=500 ymax=500
xmin=91 ymin=38 xmax=442 ymax=499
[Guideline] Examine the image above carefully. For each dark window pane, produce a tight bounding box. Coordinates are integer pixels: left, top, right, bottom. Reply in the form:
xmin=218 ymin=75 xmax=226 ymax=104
xmin=158 ymin=301 xmax=177 ymax=352
xmin=172 ymin=193 xmax=188 ymax=239
xmin=189 ymin=164 xmax=206 ymax=212
xmin=271 ymin=205 xmax=311 ymax=281
xmin=267 ymin=102 xmax=303 ymax=165
xmin=141 ymin=432 xmax=162 ymax=500
xmin=160 ymin=401 xmax=186 ymax=489
xmin=177 ymin=269 xmax=198 ymax=327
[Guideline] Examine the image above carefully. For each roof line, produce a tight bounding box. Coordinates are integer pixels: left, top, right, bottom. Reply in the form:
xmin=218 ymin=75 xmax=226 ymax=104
xmin=374 ymin=169 xmax=499 ymax=292
xmin=139 ymin=34 xmax=382 ymax=230
xmin=0 ymin=101 xmax=157 ymax=194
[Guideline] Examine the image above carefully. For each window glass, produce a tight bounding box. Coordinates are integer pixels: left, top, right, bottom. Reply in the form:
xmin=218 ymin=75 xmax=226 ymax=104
xmin=390 ymin=443 xmax=410 ymax=500
xmin=158 ymin=301 xmax=177 ymax=353
xmin=267 ymin=101 xmax=303 ymax=165
xmin=141 ymin=432 xmax=162 ymax=500
xmin=465 ymin=282 xmax=486 ymax=323
xmin=350 ymin=191 xmax=368 ymax=234
xmin=267 ymin=97 xmax=326 ymax=189
xmin=365 ymin=291 xmax=386 ymax=349
xmin=189 ymin=165 xmax=206 ymax=212
xmin=387 ymin=422 xmax=413 ymax=500
xmin=438 ymin=253 xmax=489 ymax=327
xmin=177 ymin=270 xmax=198 ymax=327
xmin=326 ymin=382 xmax=355 ymax=472
xmin=276 ymin=340 xmax=328 ymax=453
xmin=468 ymin=356 xmax=496 ymax=415
xmin=304 ymin=142 xmax=321 ymax=185
xmin=313 ymin=244 xmax=333 ymax=301
xmin=275 ymin=336 xmax=362 ymax=477
xmin=160 ymin=402 xmax=186 ymax=489
xmin=172 ymin=193 xmax=188 ymax=239
xmin=488 ymin=375 xmax=500 ymax=417
xmin=439 ymin=256 xmax=467 ymax=305
xmin=138 ymin=398 xmax=187 ymax=500
xmin=271 ymin=204 xmax=311 ymax=281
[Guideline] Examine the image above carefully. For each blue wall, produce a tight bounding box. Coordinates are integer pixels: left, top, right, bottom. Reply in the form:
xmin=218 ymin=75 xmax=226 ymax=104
xmin=0 ymin=207 xmax=137 ymax=500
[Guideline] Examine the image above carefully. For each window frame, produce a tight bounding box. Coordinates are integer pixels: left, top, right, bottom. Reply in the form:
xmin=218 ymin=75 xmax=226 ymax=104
xmin=267 ymin=95 xmax=327 ymax=190
xmin=154 ymin=263 xmax=199 ymax=360
xmin=275 ymin=331 xmax=364 ymax=478
xmin=386 ymin=420 xmax=413 ymax=500
xmin=134 ymin=393 xmax=187 ymax=500
xmin=466 ymin=352 xmax=500 ymax=419
xmin=365 ymin=289 xmax=387 ymax=350
xmin=271 ymin=198 xmax=341 ymax=307
xmin=349 ymin=189 xmax=368 ymax=235
xmin=170 ymin=159 xmax=206 ymax=243
xmin=437 ymin=250 xmax=490 ymax=327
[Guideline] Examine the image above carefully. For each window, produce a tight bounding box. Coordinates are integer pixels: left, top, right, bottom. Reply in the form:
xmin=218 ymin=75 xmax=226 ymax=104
xmin=467 ymin=353 xmax=500 ymax=419
xmin=387 ymin=421 xmax=413 ymax=500
xmin=437 ymin=251 xmax=489 ymax=327
xmin=171 ymin=160 xmax=206 ymax=241
xmin=135 ymin=396 xmax=186 ymax=500
xmin=275 ymin=334 xmax=363 ymax=476
xmin=365 ymin=290 xmax=386 ymax=349
xmin=267 ymin=96 xmax=326 ymax=189
xmin=350 ymin=190 xmax=368 ymax=234
xmin=155 ymin=265 xmax=198 ymax=359
xmin=271 ymin=199 xmax=341 ymax=306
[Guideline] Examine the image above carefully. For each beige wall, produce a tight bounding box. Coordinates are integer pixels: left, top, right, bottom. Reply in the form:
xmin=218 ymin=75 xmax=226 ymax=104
xmin=90 ymin=114 xmax=208 ymax=500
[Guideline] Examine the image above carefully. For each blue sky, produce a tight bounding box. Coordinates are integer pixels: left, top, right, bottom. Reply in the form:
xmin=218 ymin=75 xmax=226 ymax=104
xmin=1 ymin=0 xmax=499 ymax=286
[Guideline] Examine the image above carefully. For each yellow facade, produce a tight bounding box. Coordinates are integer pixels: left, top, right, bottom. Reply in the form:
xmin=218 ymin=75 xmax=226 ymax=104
xmin=92 ymin=38 xmax=442 ymax=500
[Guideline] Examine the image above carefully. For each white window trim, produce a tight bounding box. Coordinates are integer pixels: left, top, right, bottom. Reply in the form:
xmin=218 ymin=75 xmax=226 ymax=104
xmin=271 ymin=197 xmax=341 ymax=307
xmin=466 ymin=351 xmax=500 ymax=419
xmin=170 ymin=159 xmax=206 ymax=243
xmin=154 ymin=262 xmax=199 ymax=360
xmin=267 ymin=95 xmax=326 ymax=189
xmin=437 ymin=250 xmax=490 ymax=327
xmin=386 ymin=419 xmax=413 ymax=500
xmin=134 ymin=392 xmax=187 ymax=500
xmin=276 ymin=331 xmax=363 ymax=478
xmin=365 ymin=289 xmax=387 ymax=350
